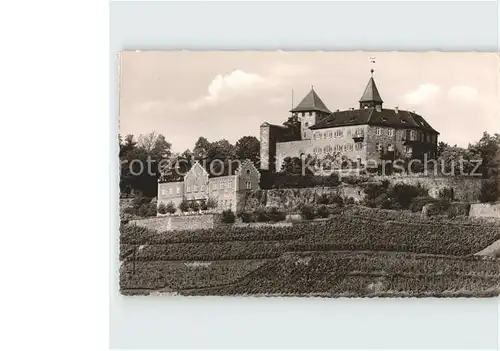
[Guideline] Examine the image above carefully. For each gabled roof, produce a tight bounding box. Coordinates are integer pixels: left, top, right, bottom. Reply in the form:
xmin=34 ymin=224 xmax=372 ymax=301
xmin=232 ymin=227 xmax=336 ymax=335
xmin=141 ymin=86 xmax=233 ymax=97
xmin=310 ymin=108 xmax=439 ymax=133
xmin=291 ymin=88 xmax=331 ymax=114
xmin=359 ymin=76 xmax=383 ymax=104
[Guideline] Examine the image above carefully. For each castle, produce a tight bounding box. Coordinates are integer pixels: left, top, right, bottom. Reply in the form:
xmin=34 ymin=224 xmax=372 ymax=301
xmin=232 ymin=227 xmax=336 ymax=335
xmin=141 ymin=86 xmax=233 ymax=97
xmin=260 ymin=70 xmax=440 ymax=172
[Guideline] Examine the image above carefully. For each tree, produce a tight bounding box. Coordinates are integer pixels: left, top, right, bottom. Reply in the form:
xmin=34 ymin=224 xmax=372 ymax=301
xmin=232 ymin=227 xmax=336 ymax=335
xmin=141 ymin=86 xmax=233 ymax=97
xmin=193 ymin=137 xmax=211 ymax=160
xmin=235 ymin=136 xmax=260 ymax=164
xmin=179 ymin=199 xmax=190 ymax=213
xmin=207 ymin=139 xmax=236 ymax=161
xmin=437 ymin=141 xmax=449 ymax=157
xmin=468 ymin=132 xmax=500 ymax=178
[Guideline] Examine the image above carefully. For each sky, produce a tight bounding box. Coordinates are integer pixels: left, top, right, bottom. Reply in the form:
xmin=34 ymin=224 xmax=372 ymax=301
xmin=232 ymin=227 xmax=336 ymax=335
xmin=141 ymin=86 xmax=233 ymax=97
xmin=119 ymin=51 xmax=499 ymax=153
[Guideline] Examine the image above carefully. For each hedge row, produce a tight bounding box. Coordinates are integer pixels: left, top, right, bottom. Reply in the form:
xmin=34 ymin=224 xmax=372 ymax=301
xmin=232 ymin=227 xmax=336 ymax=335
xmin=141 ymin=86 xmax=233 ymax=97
xmin=120 ymin=259 xmax=265 ymax=291
xmin=180 ymin=252 xmax=500 ymax=297
xmin=293 ymin=215 xmax=500 ymax=256
xmin=120 ymin=223 xmax=307 ymax=244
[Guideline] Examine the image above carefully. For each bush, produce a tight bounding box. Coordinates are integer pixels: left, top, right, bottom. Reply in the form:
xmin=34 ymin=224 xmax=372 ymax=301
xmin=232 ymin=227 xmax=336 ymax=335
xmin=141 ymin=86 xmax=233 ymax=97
xmin=157 ymin=202 xmax=167 ymax=214
xmin=344 ymin=197 xmax=356 ymax=205
xmin=189 ymin=201 xmax=200 ymax=212
xmin=166 ymin=201 xmax=176 ymax=214
xmin=317 ymin=194 xmax=329 ymax=205
xmin=179 ymin=199 xmax=190 ymax=213
xmin=479 ymin=179 xmax=499 ymax=203
xmin=237 ymin=211 xmax=254 ymax=223
xmin=300 ymin=204 xmax=315 ymax=220
xmin=316 ymin=205 xmax=330 ymax=218
xmin=342 ymin=175 xmax=370 ymax=185
xmin=387 ymin=184 xmax=428 ymax=209
xmin=206 ymin=197 xmax=217 ymax=209
xmin=137 ymin=203 xmax=156 ymax=217
xmin=221 ymin=210 xmax=236 ymax=223
xmin=199 ymin=199 xmax=208 ymax=211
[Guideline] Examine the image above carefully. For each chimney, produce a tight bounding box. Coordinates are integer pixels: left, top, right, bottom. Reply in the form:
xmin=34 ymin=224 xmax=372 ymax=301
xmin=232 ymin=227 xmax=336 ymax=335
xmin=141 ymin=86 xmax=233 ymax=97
xmin=336 ymin=109 xmax=340 ymax=112
xmin=394 ymin=106 xmax=399 ymax=114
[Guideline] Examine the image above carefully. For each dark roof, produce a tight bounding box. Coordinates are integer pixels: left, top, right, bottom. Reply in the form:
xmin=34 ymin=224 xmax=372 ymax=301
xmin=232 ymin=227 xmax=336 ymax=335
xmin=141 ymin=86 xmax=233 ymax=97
xmin=290 ymin=88 xmax=331 ymax=114
xmin=310 ymin=108 xmax=439 ymax=133
xmin=359 ymin=77 xmax=383 ymax=104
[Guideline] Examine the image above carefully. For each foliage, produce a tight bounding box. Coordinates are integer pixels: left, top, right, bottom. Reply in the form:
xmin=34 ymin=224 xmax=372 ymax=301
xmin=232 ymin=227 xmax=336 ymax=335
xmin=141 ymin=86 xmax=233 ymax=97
xmin=157 ymin=202 xmax=167 ymax=215
xmin=179 ymin=199 xmax=190 ymax=213
xmin=199 ymin=199 xmax=208 ymax=211
xmin=235 ymin=136 xmax=260 ymax=164
xmin=165 ymin=201 xmax=176 ymax=214
xmin=221 ymin=210 xmax=236 ymax=224
xmin=206 ymin=197 xmax=218 ymax=210
xmin=479 ymin=178 xmax=499 ymax=203
xmin=237 ymin=206 xmax=287 ymax=223
xmin=409 ymin=196 xmax=437 ymax=213
xmin=438 ymin=187 xmax=455 ymax=201
xmin=189 ymin=200 xmax=200 ymax=212
xmin=299 ymin=203 xmax=315 ymax=220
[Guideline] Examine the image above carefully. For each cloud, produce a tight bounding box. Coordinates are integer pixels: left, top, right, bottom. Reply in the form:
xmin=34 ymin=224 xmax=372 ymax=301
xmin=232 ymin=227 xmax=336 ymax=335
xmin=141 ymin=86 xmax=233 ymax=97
xmin=447 ymin=85 xmax=478 ymax=103
xmin=403 ymin=83 xmax=441 ymax=105
xmin=188 ymin=64 xmax=310 ymax=110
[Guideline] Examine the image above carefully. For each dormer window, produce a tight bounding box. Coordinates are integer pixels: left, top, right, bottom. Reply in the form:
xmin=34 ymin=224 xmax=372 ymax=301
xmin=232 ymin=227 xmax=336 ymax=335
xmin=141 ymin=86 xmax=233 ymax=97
xmin=301 ymin=112 xmax=305 ymax=117
xmin=375 ymin=127 xmax=382 ymax=136
xmin=308 ymin=111 xmax=312 ymax=116
xmin=304 ymin=122 xmax=309 ymax=127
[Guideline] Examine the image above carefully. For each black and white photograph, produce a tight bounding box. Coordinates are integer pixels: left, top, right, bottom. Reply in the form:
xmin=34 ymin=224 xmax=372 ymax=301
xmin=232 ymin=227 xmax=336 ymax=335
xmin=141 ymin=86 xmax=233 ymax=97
xmin=118 ymin=51 xmax=500 ymax=298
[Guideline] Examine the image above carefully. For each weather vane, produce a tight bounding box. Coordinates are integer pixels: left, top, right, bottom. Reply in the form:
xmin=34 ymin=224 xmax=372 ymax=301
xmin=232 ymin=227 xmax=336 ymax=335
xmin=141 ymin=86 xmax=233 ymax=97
xmin=369 ymin=56 xmax=376 ymax=76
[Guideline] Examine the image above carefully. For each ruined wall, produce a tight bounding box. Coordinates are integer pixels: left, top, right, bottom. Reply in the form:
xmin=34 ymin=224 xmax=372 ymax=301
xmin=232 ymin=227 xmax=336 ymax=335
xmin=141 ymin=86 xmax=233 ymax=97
xmin=372 ymin=175 xmax=483 ymax=202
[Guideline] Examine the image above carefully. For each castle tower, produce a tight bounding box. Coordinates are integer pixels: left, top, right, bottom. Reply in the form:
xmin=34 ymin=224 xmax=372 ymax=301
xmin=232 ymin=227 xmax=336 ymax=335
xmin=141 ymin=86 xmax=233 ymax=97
xmin=359 ymin=69 xmax=383 ymax=110
xmin=290 ymin=87 xmax=331 ymax=140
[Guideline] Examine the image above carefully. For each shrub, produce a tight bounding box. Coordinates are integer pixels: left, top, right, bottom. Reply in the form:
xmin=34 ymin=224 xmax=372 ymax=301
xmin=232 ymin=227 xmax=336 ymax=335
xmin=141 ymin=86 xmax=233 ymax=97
xmin=166 ymin=201 xmax=176 ymax=214
xmin=137 ymin=203 xmax=156 ymax=217
xmin=221 ymin=210 xmax=236 ymax=224
xmin=206 ymin=197 xmax=218 ymax=209
xmin=189 ymin=201 xmax=200 ymax=212
xmin=300 ymin=204 xmax=315 ymax=220
xmin=237 ymin=211 xmax=254 ymax=223
xmin=267 ymin=206 xmax=286 ymax=222
xmin=179 ymin=199 xmax=190 ymax=213
xmin=157 ymin=202 xmax=167 ymax=214
xmin=387 ymin=184 xmax=428 ymax=209
xmin=342 ymin=175 xmax=370 ymax=185
xmin=329 ymin=194 xmax=344 ymax=207
xmin=344 ymin=197 xmax=356 ymax=205
xmin=199 ymin=199 xmax=208 ymax=211
xmin=317 ymin=194 xmax=329 ymax=205
xmin=479 ymin=179 xmax=499 ymax=203
xmin=316 ymin=205 xmax=330 ymax=218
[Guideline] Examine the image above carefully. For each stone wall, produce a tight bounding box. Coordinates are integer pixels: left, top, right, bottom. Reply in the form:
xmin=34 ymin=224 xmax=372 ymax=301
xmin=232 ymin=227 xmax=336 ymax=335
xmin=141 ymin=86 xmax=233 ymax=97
xmin=130 ymin=213 xmax=220 ymax=231
xmin=469 ymin=203 xmax=500 ymax=219
xmin=238 ymin=185 xmax=365 ymax=213
xmin=372 ymin=175 xmax=482 ymax=202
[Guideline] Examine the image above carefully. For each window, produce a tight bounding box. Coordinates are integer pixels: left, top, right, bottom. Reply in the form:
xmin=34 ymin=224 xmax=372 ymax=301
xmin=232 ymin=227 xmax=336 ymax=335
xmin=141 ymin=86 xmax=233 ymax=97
xmin=324 ymin=145 xmax=333 ymax=154
xmin=246 ymin=181 xmax=252 ymax=190
xmin=219 ymin=181 xmax=223 ymax=190
xmin=404 ymin=146 xmax=413 ymax=155
xmin=301 ymin=112 xmax=305 ymax=117
xmin=376 ymin=143 xmax=383 ymax=152
xmin=313 ymin=147 xmax=322 ymax=155
xmin=410 ymin=130 xmax=417 ymax=140
xmin=169 ymin=187 xmax=173 ymax=195
xmin=160 ymin=188 xmax=166 ymax=196
xmin=176 ymin=186 xmax=180 ymax=194
xmin=388 ymin=128 xmax=395 ymax=137
xmin=314 ymin=132 xmax=321 ymax=140
xmin=304 ymin=122 xmax=309 ymax=127
xmin=375 ymin=127 xmax=382 ymax=136
xmin=187 ymin=185 xmax=191 ymax=193
xmin=335 ymin=145 xmax=342 ymax=152
xmin=345 ymin=143 xmax=354 ymax=152
xmin=354 ymin=127 xmax=364 ymax=136
xmin=388 ymin=144 xmax=394 ymax=152
xmin=211 ymin=182 xmax=216 ymax=190
xmin=308 ymin=111 xmax=312 ymax=116
xmin=355 ymin=142 xmax=363 ymax=151
xmin=303 ymin=132 xmax=307 ymax=139
xmin=334 ymin=129 xmax=344 ymax=138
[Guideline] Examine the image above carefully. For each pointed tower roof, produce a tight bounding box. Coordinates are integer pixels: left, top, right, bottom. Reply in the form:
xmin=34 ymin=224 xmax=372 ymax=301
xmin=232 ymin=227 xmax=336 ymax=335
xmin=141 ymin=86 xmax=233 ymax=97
xmin=359 ymin=69 xmax=383 ymax=105
xmin=291 ymin=87 xmax=331 ymax=114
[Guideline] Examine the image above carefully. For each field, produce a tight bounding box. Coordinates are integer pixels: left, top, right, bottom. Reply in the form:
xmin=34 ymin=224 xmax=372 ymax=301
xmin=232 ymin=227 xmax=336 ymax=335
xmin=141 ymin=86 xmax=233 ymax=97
xmin=119 ymin=210 xmax=500 ymax=297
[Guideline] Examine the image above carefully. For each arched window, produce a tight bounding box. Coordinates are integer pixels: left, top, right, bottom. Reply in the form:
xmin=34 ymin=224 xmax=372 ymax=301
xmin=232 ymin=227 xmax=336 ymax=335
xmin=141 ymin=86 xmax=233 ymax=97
xmin=324 ymin=145 xmax=333 ymax=154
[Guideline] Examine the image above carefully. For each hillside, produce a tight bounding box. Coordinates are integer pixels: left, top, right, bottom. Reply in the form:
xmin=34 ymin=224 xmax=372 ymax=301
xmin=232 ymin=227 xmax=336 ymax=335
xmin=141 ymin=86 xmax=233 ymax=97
xmin=119 ymin=210 xmax=500 ymax=297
